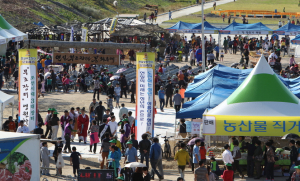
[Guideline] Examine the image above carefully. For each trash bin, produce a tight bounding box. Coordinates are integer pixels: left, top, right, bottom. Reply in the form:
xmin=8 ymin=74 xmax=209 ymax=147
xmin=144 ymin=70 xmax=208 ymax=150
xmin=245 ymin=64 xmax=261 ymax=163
xmin=275 ymin=9 xmax=277 ymax=13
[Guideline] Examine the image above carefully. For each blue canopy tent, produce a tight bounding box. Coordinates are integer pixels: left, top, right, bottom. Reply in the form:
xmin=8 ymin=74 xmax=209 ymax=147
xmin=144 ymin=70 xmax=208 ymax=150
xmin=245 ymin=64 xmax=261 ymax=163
xmin=166 ymin=21 xmax=220 ymax=33
xmin=274 ymin=23 xmax=300 ymax=36
xmin=219 ymin=22 xmax=273 ymax=35
xmin=177 ymin=87 xmax=234 ymax=119
xmin=292 ymin=34 xmax=300 ymax=45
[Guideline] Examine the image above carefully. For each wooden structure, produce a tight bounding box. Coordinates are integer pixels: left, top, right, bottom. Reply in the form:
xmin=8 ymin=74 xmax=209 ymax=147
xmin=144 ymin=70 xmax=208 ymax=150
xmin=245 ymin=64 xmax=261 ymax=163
xmin=211 ymin=10 xmax=300 ymax=18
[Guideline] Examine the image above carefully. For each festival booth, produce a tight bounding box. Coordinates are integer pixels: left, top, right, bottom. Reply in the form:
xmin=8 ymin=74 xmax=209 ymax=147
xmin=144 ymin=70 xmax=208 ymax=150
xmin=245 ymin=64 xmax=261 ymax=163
xmin=0 ymin=91 xmax=15 ymax=130
xmin=291 ymin=35 xmax=300 ymax=58
xmin=0 ymin=15 xmax=27 ymax=41
xmin=0 ymin=132 xmax=40 ymax=180
xmin=274 ymin=23 xmax=300 ymax=36
xmin=219 ymin=22 xmax=273 ymax=35
xmin=203 ymin=56 xmax=300 ymax=166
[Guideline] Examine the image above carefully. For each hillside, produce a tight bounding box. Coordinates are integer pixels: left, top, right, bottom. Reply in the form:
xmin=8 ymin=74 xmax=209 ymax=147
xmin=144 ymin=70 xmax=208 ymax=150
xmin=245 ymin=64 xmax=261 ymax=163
xmin=0 ymin=0 xmax=194 ymax=31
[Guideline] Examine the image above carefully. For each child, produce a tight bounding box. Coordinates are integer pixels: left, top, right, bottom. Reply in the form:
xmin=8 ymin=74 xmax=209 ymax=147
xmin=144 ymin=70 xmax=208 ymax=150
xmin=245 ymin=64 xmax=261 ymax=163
xmin=291 ymin=165 xmax=300 ymax=181
xmin=114 ymin=83 xmax=121 ymax=108
xmin=106 ymin=94 xmax=114 ymax=112
xmin=207 ymin=166 xmax=216 ymax=181
xmin=210 ymin=157 xmax=220 ymax=180
xmin=41 ymin=142 xmax=50 ymax=176
xmin=89 ymin=120 xmax=99 ymax=154
xmin=70 ymin=146 xmax=82 ymax=177
xmin=56 ymin=148 xmax=65 ymax=176
xmin=46 ymin=76 xmax=52 ymax=93
xmin=220 ymin=50 xmax=224 ymax=61
xmin=143 ymin=167 xmax=151 ymax=181
xmin=221 ymin=163 xmax=234 ymax=181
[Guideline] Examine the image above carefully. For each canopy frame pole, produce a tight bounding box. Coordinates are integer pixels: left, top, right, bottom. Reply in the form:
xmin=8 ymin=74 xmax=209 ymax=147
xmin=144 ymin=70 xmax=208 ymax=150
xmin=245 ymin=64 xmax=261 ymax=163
xmin=218 ymin=33 xmax=221 ymax=57
xmin=201 ymin=0 xmax=205 ymax=72
xmin=0 ymin=103 xmax=3 ymax=130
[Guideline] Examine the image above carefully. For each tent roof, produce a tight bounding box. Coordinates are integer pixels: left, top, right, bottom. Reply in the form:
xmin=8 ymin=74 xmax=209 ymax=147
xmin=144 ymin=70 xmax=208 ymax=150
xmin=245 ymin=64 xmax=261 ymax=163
xmin=222 ymin=22 xmax=273 ymax=32
xmin=206 ymin=56 xmax=300 ymax=117
xmin=274 ymin=23 xmax=300 ymax=32
xmin=291 ymin=34 xmax=300 ymax=44
xmin=166 ymin=21 xmax=219 ymax=31
xmin=0 ymin=91 xmax=14 ymax=108
xmin=0 ymin=15 xmax=27 ymax=40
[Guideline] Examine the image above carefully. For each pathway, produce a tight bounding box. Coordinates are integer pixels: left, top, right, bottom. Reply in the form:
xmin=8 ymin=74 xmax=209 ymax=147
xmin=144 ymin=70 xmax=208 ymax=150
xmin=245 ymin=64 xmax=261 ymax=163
xmin=156 ymin=0 xmax=234 ymax=24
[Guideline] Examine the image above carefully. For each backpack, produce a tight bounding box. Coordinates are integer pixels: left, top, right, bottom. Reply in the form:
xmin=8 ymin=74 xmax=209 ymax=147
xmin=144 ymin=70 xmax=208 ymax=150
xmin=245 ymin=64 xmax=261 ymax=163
xmin=233 ymin=149 xmax=241 ymax=159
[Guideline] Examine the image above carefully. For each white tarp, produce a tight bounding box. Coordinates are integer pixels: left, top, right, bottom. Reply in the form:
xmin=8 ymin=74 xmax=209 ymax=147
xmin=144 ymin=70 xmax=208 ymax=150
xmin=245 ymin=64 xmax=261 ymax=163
xmin=0 ymin=91 xmax=15 ymax=130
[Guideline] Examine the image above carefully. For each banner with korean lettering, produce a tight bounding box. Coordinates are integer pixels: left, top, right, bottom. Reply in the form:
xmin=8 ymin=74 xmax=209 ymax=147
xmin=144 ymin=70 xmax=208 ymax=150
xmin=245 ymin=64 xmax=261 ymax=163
xmin=19 ymin=49 xmax=38 ymax=132
xmin=135 ymin=52 xmax=155 ymax=142
xmin=202 ymin=115 xmax=300 ymax=136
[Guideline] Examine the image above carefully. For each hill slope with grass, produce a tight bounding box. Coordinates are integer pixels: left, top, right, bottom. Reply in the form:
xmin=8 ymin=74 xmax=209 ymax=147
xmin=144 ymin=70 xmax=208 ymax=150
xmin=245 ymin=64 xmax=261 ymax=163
xmin=1 ymin=0 xmax=194 ymax=31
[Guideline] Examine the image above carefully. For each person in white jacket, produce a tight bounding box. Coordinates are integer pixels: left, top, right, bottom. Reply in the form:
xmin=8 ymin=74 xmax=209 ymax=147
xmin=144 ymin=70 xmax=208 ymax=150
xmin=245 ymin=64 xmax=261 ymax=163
xmin=56 ymin=148 xmax=65 ymax=176
xmin=222 ymin=144 xmax=234 ymax=165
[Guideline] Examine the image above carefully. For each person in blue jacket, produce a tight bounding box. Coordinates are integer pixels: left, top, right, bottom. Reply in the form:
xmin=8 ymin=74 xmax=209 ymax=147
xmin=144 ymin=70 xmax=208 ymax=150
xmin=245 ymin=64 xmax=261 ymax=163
xmin=195 ymin=47 xmax=202 ymax=65
xmin=108 ymin=145 xmax=121 ymax=177
xmin=158 ymin=86 xmax=165 ymax=112
xmin=150 ymin=138 xmax=163 ymax=180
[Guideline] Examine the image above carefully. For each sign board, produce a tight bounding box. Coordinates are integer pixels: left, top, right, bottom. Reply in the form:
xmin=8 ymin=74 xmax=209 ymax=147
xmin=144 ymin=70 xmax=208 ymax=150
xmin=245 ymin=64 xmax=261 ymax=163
xmin=78 ymin=169 xmax=115 ymax=181
xmin=191 ymin=122 xmax=201 ymax=134
xmin=186 ymin=121 xmax=192 ymax=132
xmin=135 ymin=52 xmax=155 ymax=142
xmin=53 ymin=53 xmax=119 ymax=65
xmin=19 ymin=49 xmax=38 ymax=131
xmin=109 ymin=18 xmax=118 ymax=34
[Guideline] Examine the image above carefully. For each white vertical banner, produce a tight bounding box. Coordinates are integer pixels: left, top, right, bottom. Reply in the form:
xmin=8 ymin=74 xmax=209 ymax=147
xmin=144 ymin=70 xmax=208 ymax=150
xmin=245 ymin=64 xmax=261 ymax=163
xmin=135 ymin=52 xmax=155 ymax=142
xmin=81 ymin=27 xmax=88 ymax=52
xmin=19 ymin=49 xmax=38 ymax=132
xmin=70 ymin=26 xmax=74 ymax=53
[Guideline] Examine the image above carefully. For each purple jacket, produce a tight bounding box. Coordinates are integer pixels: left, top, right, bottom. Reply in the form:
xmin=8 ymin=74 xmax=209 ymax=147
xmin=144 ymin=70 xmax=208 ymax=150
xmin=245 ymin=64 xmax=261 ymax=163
xmin=124 ymin=123 xmax=131 ymax=138
xmin=64 ymin=123 xmax=72 ymax=136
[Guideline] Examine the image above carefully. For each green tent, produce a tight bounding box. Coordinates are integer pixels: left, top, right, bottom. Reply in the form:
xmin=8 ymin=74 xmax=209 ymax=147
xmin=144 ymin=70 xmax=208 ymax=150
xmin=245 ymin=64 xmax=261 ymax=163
xmin=0 ymin=15 xmax=27 ymax=41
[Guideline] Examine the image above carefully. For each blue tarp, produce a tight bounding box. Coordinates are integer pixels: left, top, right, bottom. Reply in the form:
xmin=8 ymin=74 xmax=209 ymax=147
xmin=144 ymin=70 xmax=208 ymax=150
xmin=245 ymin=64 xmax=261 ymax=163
xmin=177 ymin=87 xmax=234 ymax=119
xmin=292 ymin=34 xmax=300 ymax=45
xmin=33 ymin=22 xmax=44 ymax=27
xmin=220 ymin=22 xmax=273 ymax=34
xmin=166 ymin=21 xmax=219 ymax=33
xmin=274 ymin=23 xmax=300 ymax=35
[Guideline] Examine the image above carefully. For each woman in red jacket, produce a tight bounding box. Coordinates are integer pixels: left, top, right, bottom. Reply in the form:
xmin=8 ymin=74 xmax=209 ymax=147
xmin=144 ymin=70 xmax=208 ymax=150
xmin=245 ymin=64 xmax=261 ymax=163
xmin=77 ymin=107 xmax=89 ymax=144
xmin=221 ymin=163 xmax=234 ymax=181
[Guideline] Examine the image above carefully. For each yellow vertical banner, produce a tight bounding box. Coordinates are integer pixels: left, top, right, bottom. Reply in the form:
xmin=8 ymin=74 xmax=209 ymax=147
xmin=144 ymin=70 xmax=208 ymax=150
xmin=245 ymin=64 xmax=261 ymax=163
xmin=19 ymin=49 xmax=38 ymax=132
xmin=135 ymin=52 xmax=155 ymax=142
xmin=109 ymin=18 xmax=118 ymax=35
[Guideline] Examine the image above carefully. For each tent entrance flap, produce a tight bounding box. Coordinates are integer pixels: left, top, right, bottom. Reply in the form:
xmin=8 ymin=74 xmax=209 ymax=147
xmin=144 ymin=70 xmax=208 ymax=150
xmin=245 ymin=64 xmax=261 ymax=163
xmin=202 ymin=115 xmax=300 ymax=136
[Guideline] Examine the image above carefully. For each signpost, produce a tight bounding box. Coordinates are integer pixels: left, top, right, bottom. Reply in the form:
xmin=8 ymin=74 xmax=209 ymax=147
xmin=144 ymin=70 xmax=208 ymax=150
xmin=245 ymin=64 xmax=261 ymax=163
xmin=78 ymin=169 xmax=115 ymax=181
xmin=135 ymin=52 xmax=155 ymax=142
xmin=53 ymin=53 xmax=120 ymax=65
xmin=19 ymin=49 xmax=38 ymax=131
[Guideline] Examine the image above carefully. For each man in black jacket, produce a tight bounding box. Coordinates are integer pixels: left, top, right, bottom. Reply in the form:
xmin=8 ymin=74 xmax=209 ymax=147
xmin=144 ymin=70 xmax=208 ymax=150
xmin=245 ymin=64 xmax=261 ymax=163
xmin=165 ymin=80 xmax=173 ymax=107
xmin=139 ymin=133 xmax=151 ymax=168
xmin=98 ymin=118 xmax=112 ymax=141
xmin=130 ymin=80 xmax=136 ymax=103
xmin=288 ymin=140 xmax=298 ymax=181
xmin=94 ymin=101 xmax=106 ymax=126
xmin=120 ymin=74 xmax=127 ymax=98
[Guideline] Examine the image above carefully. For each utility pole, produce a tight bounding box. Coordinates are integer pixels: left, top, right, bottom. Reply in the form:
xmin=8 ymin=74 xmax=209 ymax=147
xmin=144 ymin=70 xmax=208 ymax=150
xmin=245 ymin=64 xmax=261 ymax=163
xmin=201 ymin=0 xmax=205 ymax=72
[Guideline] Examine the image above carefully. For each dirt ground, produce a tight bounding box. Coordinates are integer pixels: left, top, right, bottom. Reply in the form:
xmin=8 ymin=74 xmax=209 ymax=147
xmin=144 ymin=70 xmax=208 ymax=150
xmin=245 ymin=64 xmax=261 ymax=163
xmin=2 ymin=52 xmax=294 ymax=181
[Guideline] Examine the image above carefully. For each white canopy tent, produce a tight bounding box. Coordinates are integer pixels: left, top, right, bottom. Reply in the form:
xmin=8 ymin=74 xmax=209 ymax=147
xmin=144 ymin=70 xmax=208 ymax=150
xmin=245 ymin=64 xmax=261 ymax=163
xmin=0 ymin=91 xmax=15 ymax=130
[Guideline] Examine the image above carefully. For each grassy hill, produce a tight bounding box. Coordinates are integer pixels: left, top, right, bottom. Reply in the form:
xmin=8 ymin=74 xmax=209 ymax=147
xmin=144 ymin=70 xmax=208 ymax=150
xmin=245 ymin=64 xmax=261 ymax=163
xmin=1 ymin=0 xmax=194 ymax=31
xmin=164 ymin=0 xmax=300 ymax=26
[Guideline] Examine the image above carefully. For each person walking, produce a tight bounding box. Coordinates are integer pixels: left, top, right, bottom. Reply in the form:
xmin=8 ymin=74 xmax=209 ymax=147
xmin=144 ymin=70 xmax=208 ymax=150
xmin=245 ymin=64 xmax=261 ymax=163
xmin=194 ymin=160 xmax=209 ymax=181
xmin=41 ymin=142 xmax=50 ymax=176
xmin=120 ymin=74 xmax=127 ymax=99
xmin=89 ymin=120 xmax=100 ymax=153
xmin=150 ymin=138 xmax=163 ymax=180
xmin=129 ymin=80 xmax=136 ymax=103
xmin=99 ymin=118 xmax=112 ymax=141
xmin=124 ymin=140 xmax=138 ymax=163
xmin=50 ymin=111 xmax=60 ymax=140
xmin=222 ymin=144 xmax=234 ymax=165
xmin=119 ymin=103 xmax=128 ymax=121
xmin=223 ymin=37 xmax=228 ymax=54
xmin=77 ymin=108 xmax=89 ymax=144
xmin=173 ymin=90 xmax=182 ymax=112
xmin=60 ymin=110 xmax=71 ymax=139
xmin=100 ymin=133 xmax=110 ymax=169
xmin=108 ymin=145 xmax=121 ymax=177
xmin=174 ymin=143 xmax=191 ymax=179
xmin=89 ymin=99 xmax=99 ymax=113
xmin=63 ymin=119 xmax=76 ymax=153
xmin=169 ymin=10 xmax=172 ymax=20
xmin=158 ymin=86 xmax=165 ymax=112
xmin=165 ymin=80 xmax=173 ymax=107
xmin=108 ymin=116 xmax=118 ymax=136
xmin=70 ymin=146 xmax=82 ymax=177
xmin=214 ymin=44 xmax=219 ymax=61
xmin=114 ymin=83 xmax=121 ymax=108
xmin=265 ymin=141 xmax=275 ymax=181
xmin=139 ymin=133 xmax=151 ymax=168
xmin=44 ymin=108 xmax=54 ymax=139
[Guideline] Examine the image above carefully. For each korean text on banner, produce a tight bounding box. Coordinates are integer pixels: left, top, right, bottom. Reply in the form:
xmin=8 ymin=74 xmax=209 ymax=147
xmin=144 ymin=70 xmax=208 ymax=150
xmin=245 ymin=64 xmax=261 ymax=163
xmin=203 ymin=115 xmax=300 ymax=136
xmin=136 ymin=52 xmax=155 ymax=142
xmin=81 ymin=27 xmax=88 ymax=52
xmin=109 ymin=18 xmax=118 ymax=34
xmin=19 ymin=49 xmax=37 ymax=132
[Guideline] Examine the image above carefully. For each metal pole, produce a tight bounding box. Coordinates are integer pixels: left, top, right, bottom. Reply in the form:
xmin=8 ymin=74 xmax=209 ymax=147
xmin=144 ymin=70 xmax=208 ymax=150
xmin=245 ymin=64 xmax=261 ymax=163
xmin=201 ymin=0 xmax=205 ymax=71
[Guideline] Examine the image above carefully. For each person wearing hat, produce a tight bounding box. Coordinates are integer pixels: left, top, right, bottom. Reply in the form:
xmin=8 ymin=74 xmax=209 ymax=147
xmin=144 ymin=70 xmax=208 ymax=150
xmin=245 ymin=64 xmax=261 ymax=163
xmin=107 ymin=82 xmax=114 ymax=98
xmin=158 ymin=86 xmax=165 ymax=112
xmin=292 ymin=165 xmax=300 ymax=181
xmin=108 ymin=145 xmax=121 ymax=177
xmin=129 ymin=80 xmax=136 ymax=103
xmin=50 ymin=111 xmax=60 ymax=140
xmin=221 ymin=163 xmax=234 ymax=181
xmin=124 ymin=140 xmax=138 ymax=164
xmin=116 ymin=176 xmax=124 ymax=181
xmin=77 ymin=107 xmax=89 ymax=144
